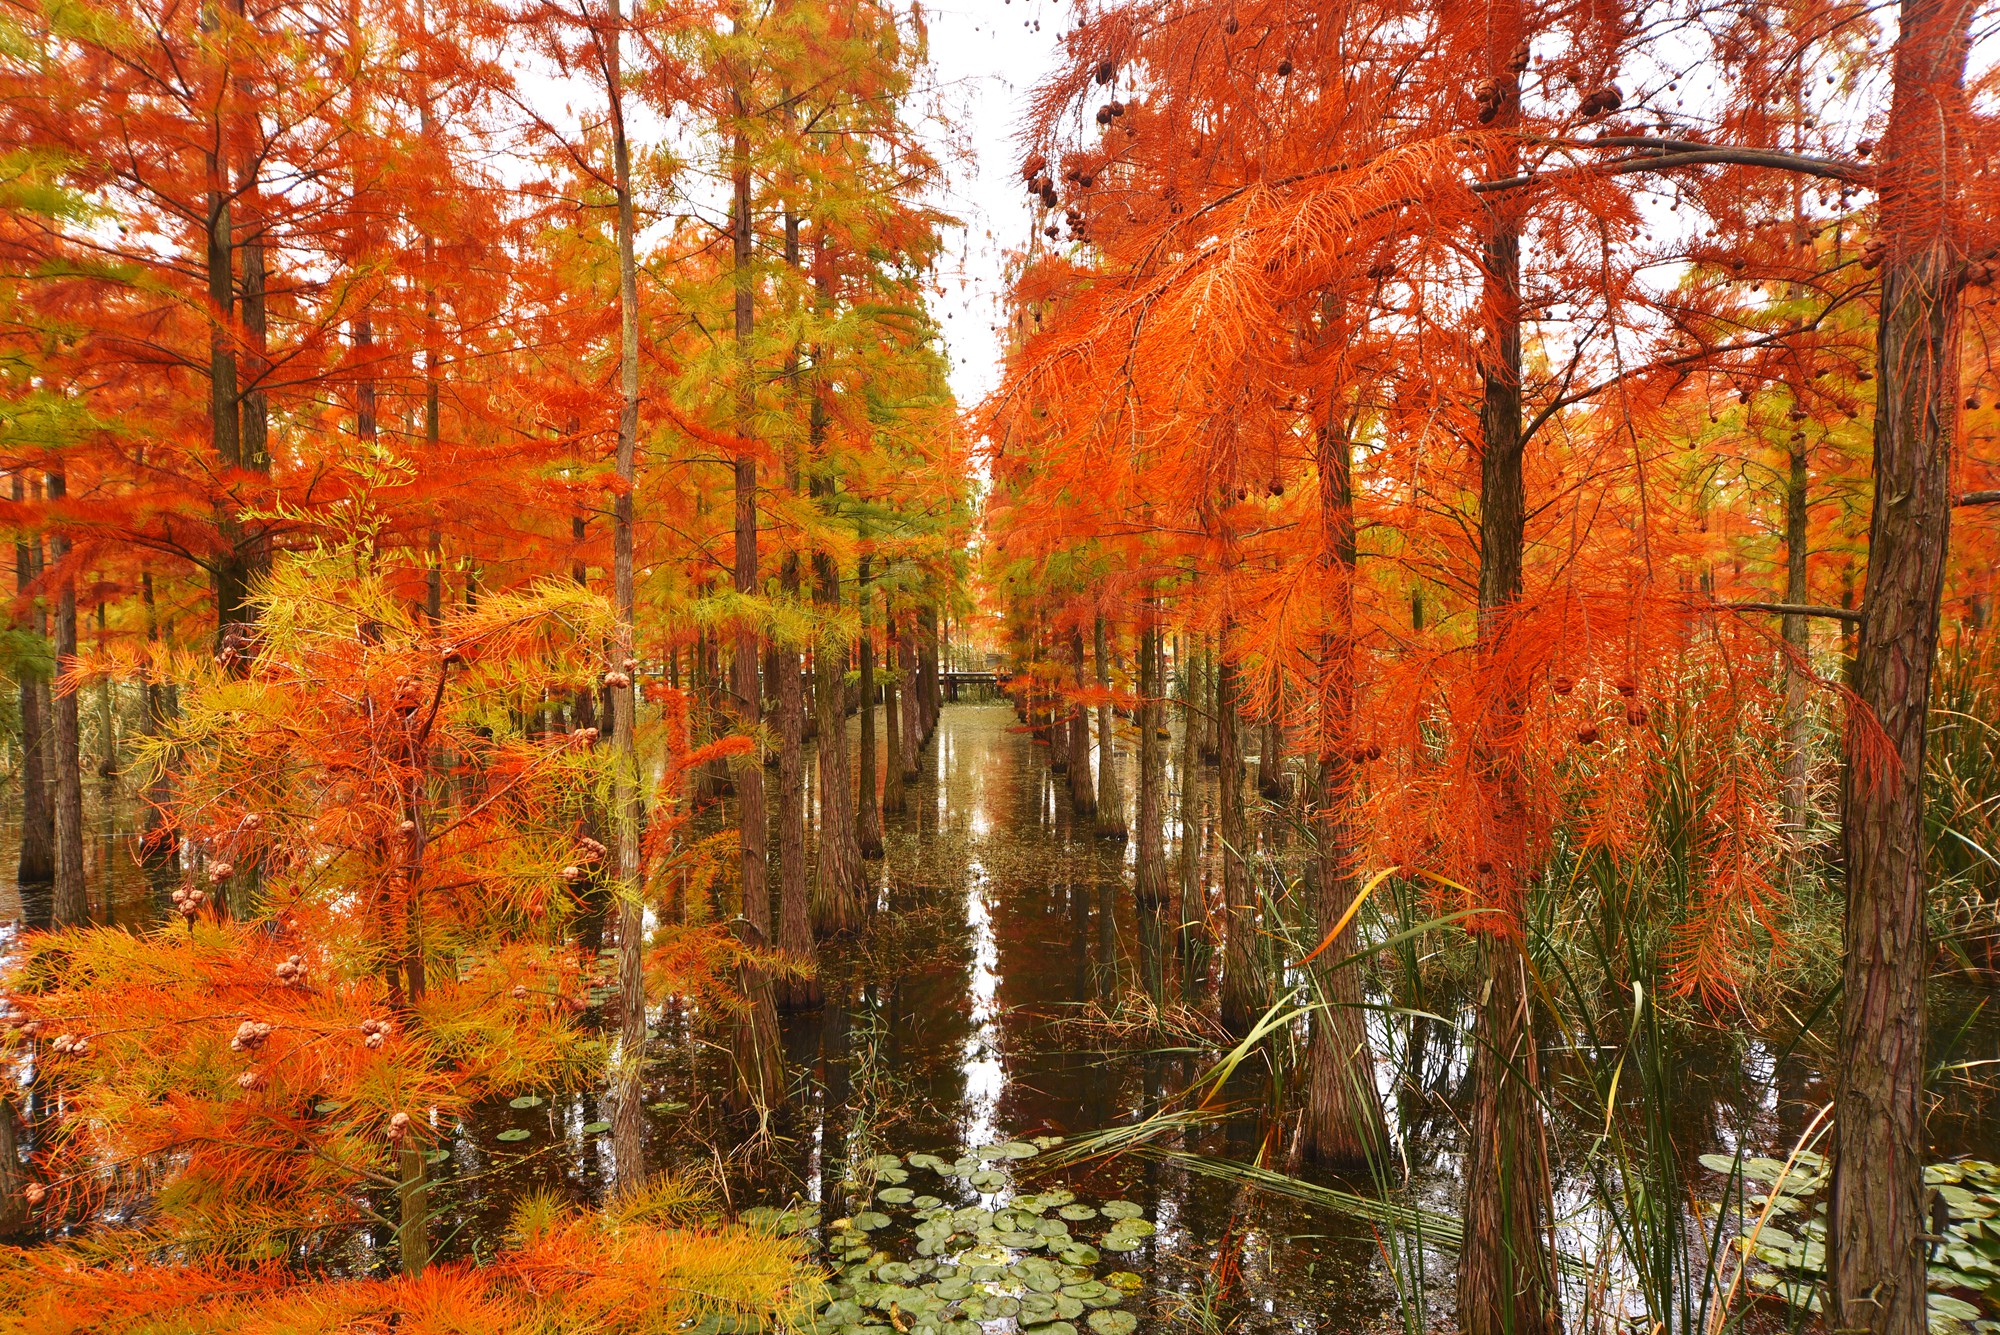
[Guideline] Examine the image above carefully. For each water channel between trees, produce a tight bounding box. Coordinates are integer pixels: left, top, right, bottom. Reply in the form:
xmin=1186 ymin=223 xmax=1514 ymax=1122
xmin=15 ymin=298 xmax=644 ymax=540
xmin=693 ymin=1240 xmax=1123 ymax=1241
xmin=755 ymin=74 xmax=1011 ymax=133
xmin=3 ymin=700 xmax=1996 ymax=1331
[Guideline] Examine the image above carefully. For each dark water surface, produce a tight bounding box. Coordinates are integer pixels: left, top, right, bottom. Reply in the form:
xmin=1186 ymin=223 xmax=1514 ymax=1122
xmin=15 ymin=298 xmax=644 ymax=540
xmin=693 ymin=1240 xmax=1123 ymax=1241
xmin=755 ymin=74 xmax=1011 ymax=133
xmin=5 ymin=701 xmax=1997 ymax=1331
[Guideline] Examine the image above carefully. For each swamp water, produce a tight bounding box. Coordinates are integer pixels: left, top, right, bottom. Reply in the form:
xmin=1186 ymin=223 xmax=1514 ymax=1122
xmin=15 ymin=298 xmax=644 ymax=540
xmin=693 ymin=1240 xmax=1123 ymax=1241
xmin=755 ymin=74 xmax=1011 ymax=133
xmin=4 ymin=701 xmax=1998 ymax=1331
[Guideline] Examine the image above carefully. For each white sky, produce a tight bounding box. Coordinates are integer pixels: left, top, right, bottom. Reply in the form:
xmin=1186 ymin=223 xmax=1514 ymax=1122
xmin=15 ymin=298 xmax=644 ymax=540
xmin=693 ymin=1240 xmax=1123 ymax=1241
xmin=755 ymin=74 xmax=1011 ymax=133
xmin=916 ymin=0 xmax=1069 ymax=410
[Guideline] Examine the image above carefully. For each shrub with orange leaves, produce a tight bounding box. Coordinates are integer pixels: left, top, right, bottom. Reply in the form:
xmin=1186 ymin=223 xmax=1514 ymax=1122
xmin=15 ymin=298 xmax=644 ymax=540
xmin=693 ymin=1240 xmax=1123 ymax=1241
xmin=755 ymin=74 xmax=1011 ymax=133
xmin=0 ymin=1177 xmax=812 ymax=1335
xmin=0 ymin=545 xmax=807 ymax=1314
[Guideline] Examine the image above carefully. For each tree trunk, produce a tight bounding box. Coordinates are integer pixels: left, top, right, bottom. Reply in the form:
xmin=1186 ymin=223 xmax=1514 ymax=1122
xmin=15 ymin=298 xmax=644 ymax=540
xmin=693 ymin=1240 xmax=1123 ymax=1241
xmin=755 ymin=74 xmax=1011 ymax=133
xmin=1830 ymin=1 xmax=1968 ymax=1328
xmin=1782 ymin=434 xmax=1811 ymax=862
xmin=919 ymin=607 xmax=940 ymax=739
xmin=773 ymin=204 xmax=816 ymax=1006
xmin=726 ymin=915 xmax=785 ymax=1118
xmin=47 ymin=475 xmax=85 ymax=929
xmin=604 ymin=0 xmax=648 ymax=1200
xmin=1068 ymin=624 xmax=1095 ymax=815
xmin=137 ymin=571 xmax=178 ymax=901
xmin=1135 ymin=610 xmax=1165 ymax=907
xmin=884 ymin=608 xmax=905 ymax=817
xmin=14 ymin=491 xmax=51 ymax=894
xmin=857 ymin=553 xmax=883 ymax=858
xmin=1301 ymin=395 xmax=1386 ymax=1168
xmin=729 ymin=69 xmax=768 ymax=935
xmin=900 ymin=617 xmax=920 ymax=779
xmin=1216 ymin=636 xmax=1262 ymax=1034
xmin=1457 ymin=50 xmax=1559 ymax=1330
xmin=0 ymin=1097 xmax=29 ymax=1238
xmin=1198 ymin=643 xmax=1220 ymax=764
xmin=1095 ymin=614 xmax=1127 ymax=840
xmin=1177 ymin=634 xmax=1205 ymax=1002
xmin=396 ymin=1145 xmax=430 ymax=1277
xmin=813 ymin=556 xmax=863 ymax=935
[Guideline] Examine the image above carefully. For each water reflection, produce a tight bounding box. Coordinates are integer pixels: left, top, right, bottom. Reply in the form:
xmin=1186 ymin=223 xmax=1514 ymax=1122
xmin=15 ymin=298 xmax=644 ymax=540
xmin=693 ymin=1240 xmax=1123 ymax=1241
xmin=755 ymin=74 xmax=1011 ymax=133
xmin=7 ymin=701 xmax=1997 ymax=1330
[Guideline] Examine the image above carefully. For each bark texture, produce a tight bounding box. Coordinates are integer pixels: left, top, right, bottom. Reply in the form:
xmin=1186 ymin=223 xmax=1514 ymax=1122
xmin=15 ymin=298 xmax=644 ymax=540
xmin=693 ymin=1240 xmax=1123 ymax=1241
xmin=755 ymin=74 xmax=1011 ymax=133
xmin=1830 ymin=1 xmax=1968 ymax=1327
xmin=1094 ymin=614 xmax=1127 ymax=840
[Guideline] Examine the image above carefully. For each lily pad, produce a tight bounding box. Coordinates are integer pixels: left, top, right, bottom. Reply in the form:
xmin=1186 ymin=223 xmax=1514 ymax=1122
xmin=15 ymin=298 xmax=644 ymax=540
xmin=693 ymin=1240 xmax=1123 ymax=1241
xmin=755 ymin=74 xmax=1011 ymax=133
xmin=508 ymin=1095 xmax=545 ymax=1109
xmin=971 ymin=1170 xmax=1009 ymax=1191
xmin=878 ymin=1187 xmax=915 ymax=1204
xmin=1100 ymin=1201 xmax=1144 ymax=1220
xmin=1059 ymin=1204 xmax=1099 ymax=1221
xmin=423 ymin=1149 xmax=451 ymax=1165
xmin=314 ymin=1100 xmax=342 ymax=1113
xmin=496 ymin=1128 xmax=532 ymax=1142
xmin=649 ymin=1100 xmax=689 ymax=1113
xmin=914 ymin=1195 xmax=943 ymax=1210
xmin=581 ymin=1120 xmax=612 ymax=1135
xmin=852 ymin=1211 xmax=893 ymax=1232
xmin=1088 ymin=1313 xmax=1137 ymax=1335
xmin=1099 ymin=1234 xmax=1142 ymax=1252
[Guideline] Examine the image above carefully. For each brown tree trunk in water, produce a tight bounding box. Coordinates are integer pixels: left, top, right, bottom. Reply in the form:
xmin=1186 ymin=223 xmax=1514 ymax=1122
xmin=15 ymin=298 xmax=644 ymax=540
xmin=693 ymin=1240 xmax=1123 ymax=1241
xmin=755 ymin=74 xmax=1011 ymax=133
xmin=1199 ymin=643 xmax=1220 ymax=764
xmin=1135 ymin=611 xmax=1165 ymax=908
xmin=1301 ymin=399 xmax=1386 ymax=1168
xmin=813 ymin=551 xmax=863 ymax=935
xmin=137 ymin=571 xmax=178 ymax=900
xmin=1095 ymin=614 xmax=1127 ymax=840
xmin=1458 ymin=52 xmax=1559 ymax=1328
xmin=775 ymin=625 xmax=818 ymax=1004
xmin=47 ymin=475 xmax=85 ymax=928
xmin=1830 ymin=2 xmax=1968 ymax=1328
xmin=603 ymin=0 xmax=648 ymax=1199
xmin=884 ymin=609 xmax=905 ymax=817
xmin=15 ymin=493 xmax=51 ymax=893
xmin=1068 ymin=624 xmax=1095 ymax=815
xmin=726 ymin=916 xmax=785 ymax=1119
xmin=773 ymin=202 xmax=815 ymax=1006
xmin=1177 ymin=636 xmax=1205 ymax=1002
xmin=1216 ymin=637 xmax=1261 ymax=1034
xmin=857 ymin=553 xmax=883 ymax=858
xmin=900 ymin=617 xmax=920 ymax=780
xmin=919 ymin=607 xmax=940 ymax=739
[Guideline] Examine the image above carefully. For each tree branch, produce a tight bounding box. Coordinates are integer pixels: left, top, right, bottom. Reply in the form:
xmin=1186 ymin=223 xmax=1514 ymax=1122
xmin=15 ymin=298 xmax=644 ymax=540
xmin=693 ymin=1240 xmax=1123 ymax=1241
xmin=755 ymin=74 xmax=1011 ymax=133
xmin=1716 ymin=601 xmax=1862 ymax=623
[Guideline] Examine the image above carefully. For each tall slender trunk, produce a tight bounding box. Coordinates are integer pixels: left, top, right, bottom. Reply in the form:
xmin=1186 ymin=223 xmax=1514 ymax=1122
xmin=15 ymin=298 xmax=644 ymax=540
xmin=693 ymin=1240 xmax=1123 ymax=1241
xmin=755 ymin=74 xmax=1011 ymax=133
xmin=919 ymin=607 xmax=940 ymax=740
xmin=92 ymin=602 xmax=115 ymax=799
xmin=729 ymin=66 xmax=769 ymax=934
xmin=1301 ymin=384 xmax=1386 ymax=1168
xmin=1458 ymin=36 xmax=1559 ymax=1329
xmin=0 ymin=1098 xmax=27 ymax=1238
xmin=421 ymin=90 xmax=443 ymax=624
xmin=884 ymin=607 xmax=905 ymax=816
xmin=857 ymin=552 xmax=883 ymax=858
xmin=1782 ymin=434 xmax=1811 ymax=861
xmin=1177 ymin=634 xmax=1205 ymax=1002
xmin=1830 ymin=1 xmax=1969 ymax=1328
xmin=1135 ymin=605 xmax=1165 ymax=907
xmin=1094 ymin=614 xmax=1126 ymax=840
xmin=774 ymin=206 xmax=817 ymax=1009
xmin=603 ymin=0 xmax=648 ymax=1198
xmin=201 ymin=37 xmax=251 ymax=639
xmin=1068 ymin=623 xmax=1095 ymax=816
xmin=1216 ymin=632 xmax=1261 ymax=1033
xmin=14 ymin=484 xmax=51 ymax=893
xmin=813 ymin=546 xmax=862 ymax=933
xmin=137 ymin=571 xmax=178 ymax=900
xmin=47 ymin=474 xmax=85 ymax=928
xmin=1198 ymin=644 xmax=1220 ymax=764
xmin=899 ymin=616 xmax=920 ymax=779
